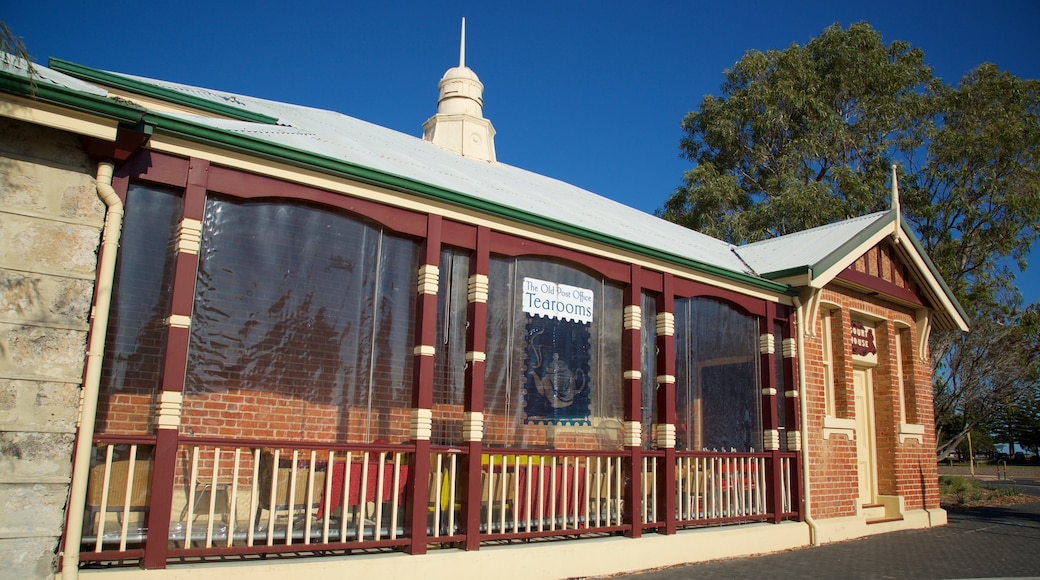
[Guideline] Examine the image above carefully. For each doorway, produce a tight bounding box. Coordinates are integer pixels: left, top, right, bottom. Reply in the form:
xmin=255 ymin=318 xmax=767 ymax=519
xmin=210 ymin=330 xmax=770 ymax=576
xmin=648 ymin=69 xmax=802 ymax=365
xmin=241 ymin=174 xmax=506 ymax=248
xmin=853 ymin=366 xmax=878 ymax=506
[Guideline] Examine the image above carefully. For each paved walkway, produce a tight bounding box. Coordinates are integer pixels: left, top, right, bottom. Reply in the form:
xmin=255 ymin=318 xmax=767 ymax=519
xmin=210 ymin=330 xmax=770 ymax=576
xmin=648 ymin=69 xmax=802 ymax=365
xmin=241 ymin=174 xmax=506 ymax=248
xmin=612 ymin=501 xmax=1040 ymax=579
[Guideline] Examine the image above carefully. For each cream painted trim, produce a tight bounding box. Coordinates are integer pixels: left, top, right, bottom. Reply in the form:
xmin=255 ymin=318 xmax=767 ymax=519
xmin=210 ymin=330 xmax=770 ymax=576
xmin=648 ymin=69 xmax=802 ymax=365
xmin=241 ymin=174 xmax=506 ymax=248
xmin=623 ymin=305 xmax=641 ymax=330
xmin=176 ymin=218 xmax=203 ymax=254
xmin=656 ymin=312 xmax=674 ymax=337
xmin=772 ymin=272 xmax=814 ymax=287
xmin=410 ymin=408 xmax=433 ymax=440
xmin=148 ymin=135 xmax=790 ymax=305
xmin=763 ymin=429 xmax=780 ymax=451
xmin=468 ymin=273 xmax=488 ymax=303
xmin=68 ymin=520 xmax=809 ymax=580
xmin=465 ymin=351 xmax=486 ymax=363
xmin=823 ymin=416 xmax=856 ymax=440
xmin=155 ymin=391 xmax=183 ymax=430
xmin=810 ymin=226 xmax=893 ymax=290
xmin=417 ymin=264 xmax=440 ymax=295
xmin=799 ymin=288 xmax=822 ymax=338
xmin=897 ymin=240 xmax=970 ymax=332
xmin=623 ymin=421 xmax=641 ymax=448
xmin=413 ymin=345 xmax=436 ymax=357
xmin=786 ymin=430 xmax=801 ymax=451
xmin=848 ymin=307 xmax=887 ymax=324
xmin=916 ymin=310 xmax=932 ymax=362
xmin=782 ymin=338 xmax=797 ymax=358
xmin=623 ymin=370 xmax=642 ymax=380
xmin=761 ymin=387 xmax=777 ymax=396
xmin=462 ymin=411 xmax=483 ymax=442
xmin=759 ymin=333 xmax=775 ymax=354
xmin=0 ymin=94 xmax=119 ymax=141
xmin=656 ymin=374 xmax=675 ymax=385
xmin=656 ymin=423 xmax=676 ymax=448
xmin=812 ymin=508 xmax=943 ymax=545
xmin=898 ymin=423 xmax=925 ymax=444
xmin=165 ymin=314 xmax=192 ymax=328
xmin=785 ymin=390 xmax=799 ymax=398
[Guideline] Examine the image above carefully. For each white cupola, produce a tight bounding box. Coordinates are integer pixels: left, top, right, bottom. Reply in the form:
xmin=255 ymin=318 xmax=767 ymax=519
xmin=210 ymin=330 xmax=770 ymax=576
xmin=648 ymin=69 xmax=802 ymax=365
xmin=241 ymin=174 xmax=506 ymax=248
xmin=422 ymin=18 xmax=497 ymax=162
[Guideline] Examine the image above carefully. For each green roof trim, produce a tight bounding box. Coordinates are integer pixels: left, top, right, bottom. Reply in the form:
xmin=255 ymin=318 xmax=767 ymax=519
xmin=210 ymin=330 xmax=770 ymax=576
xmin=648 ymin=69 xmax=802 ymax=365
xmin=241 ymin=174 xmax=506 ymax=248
xmin=0 ymin=68 xmax=145 ymax=123
xmin=48 ymin=58 xmax=280 ymax=125
xmin=761 ymin=265 xmax=812 ymax=281
xmin=810 ymin=210 xmax=896 ymax=278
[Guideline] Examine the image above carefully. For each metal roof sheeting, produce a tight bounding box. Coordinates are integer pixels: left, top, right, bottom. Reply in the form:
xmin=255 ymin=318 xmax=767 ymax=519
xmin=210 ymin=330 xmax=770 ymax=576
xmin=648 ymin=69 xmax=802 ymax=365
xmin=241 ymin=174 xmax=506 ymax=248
xmin=120 ymin=72 xmax=754 ymax=275
xmin=738 ymin=212 xmax=893 ymax=277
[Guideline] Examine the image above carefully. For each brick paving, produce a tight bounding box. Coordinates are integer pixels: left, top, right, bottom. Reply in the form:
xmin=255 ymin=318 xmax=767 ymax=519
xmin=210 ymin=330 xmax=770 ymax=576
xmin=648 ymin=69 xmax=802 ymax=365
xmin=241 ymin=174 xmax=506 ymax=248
xmin=613 ymin=501 xmax=1040 ymax=579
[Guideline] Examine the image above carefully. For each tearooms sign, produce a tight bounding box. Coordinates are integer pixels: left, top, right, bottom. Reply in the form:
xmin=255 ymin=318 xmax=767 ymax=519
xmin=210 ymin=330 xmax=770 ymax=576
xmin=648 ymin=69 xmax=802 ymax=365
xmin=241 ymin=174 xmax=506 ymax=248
xmin=522 ymin=277 xmax=594 ymax=324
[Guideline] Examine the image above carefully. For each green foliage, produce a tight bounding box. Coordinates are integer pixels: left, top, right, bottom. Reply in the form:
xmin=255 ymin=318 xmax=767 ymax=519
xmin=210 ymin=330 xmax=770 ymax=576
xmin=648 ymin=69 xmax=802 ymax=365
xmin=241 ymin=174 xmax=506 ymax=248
xmin=661 ymin=22 xmax=1040 ymax=459
xmin=934 ymin=300 xmax=1040 ymax=458
xmin=939 ymin=475 xmax=1019 ymax=506
xmin=0 ymin=20 xmax=36 ymax=92
xmin=663 ymin=22 xmax=932 ymax=243
xmin=0 ymin=20 xmax=33 ymax=65
xmin=662 ymin=22 xmax=1040 ymax=315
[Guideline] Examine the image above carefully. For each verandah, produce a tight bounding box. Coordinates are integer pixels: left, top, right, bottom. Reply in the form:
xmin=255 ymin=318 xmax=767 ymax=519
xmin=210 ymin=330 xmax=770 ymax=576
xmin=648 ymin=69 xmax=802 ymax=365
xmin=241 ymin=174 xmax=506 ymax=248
xmin=68 ymin=150 xmax=801 ymax=571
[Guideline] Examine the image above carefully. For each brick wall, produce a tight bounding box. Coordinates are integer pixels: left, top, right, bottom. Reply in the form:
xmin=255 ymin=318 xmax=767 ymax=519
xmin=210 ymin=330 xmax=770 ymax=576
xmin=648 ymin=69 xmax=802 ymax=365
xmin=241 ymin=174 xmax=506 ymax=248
xmin=803 ymin=282 xmax=940 ymax=519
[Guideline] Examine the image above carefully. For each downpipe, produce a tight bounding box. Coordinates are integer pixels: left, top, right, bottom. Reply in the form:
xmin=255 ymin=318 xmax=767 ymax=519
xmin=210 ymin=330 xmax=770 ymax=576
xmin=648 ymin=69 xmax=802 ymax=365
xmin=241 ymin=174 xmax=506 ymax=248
xmin=61 ymin=161 xmax=123 ymax=579
xmin=793 ymin=296 xmax=819 ymax=546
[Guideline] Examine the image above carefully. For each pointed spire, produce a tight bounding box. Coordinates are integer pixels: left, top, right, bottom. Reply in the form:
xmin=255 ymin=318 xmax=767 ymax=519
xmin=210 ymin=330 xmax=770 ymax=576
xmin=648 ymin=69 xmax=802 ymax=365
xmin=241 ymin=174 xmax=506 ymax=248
xmin=421 ymin=17 xmax=497 ymax=162
xmin=891 ymin=164 xmax=901 ymax=243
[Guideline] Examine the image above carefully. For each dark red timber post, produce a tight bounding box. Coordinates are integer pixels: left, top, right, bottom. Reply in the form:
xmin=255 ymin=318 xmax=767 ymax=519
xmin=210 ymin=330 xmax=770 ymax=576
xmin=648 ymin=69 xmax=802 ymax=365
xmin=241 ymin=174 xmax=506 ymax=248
xmin=656 ymin=274 xmax=677 ymax=534
xmin=780 ymin=306 xmax=803 ymax=519
xmin=405 ymin=214 xmax=442 ymax=554
xmin=462 ymin=226 xmax=490 ymax=550
xmin=622 ymin=265 xmax=643 ymax=538
xmin=759 ymin=302 xmax=782 ymax=523
xmin=142 ymin=157 xmax=209 ymax=569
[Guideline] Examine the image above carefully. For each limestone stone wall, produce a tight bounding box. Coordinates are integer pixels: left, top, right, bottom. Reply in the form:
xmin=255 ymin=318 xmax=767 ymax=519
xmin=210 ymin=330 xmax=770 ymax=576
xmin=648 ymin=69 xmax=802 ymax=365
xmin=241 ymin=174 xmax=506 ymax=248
xmin=0 ymin=116 xmax=102 ymax=580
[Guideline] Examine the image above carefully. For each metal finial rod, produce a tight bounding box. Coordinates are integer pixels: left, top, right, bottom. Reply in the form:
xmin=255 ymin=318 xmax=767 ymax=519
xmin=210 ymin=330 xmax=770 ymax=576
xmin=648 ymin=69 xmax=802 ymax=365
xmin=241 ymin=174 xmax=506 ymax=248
xmin=460 ymin=17 xmax=466 ymax=68
xmin=891 ymin=163 xmax=901 ymax=243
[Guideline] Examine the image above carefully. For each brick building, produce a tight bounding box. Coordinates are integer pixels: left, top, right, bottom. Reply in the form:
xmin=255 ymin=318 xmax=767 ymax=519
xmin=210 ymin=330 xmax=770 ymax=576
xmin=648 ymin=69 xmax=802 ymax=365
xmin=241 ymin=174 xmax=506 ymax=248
xmin=0 ymin=44 xmax=966 ymax=580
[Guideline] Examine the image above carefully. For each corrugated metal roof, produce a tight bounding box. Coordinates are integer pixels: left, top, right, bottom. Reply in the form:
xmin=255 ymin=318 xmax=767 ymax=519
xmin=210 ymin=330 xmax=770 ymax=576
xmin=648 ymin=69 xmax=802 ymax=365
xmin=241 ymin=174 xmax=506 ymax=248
xmin=0 ymin=55 xmax=108 ymax=96
xmin=738 ymin=211 xmax=893 ymax=277
xmin=112 ymin=71 xmax=754 ymax=275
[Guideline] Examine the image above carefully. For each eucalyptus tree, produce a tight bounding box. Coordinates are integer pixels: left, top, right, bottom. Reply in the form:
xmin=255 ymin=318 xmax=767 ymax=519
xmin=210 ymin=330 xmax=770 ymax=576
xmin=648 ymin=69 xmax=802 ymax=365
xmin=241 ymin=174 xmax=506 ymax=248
xmin=659 ymin=22 xmax=1040 ymax=456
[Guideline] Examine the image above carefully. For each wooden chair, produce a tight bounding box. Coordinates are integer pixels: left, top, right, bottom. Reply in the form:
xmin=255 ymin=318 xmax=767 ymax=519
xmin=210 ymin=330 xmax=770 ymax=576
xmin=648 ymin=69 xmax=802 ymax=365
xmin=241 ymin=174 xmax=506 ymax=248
xmin=255 ymin=451 xmax=327 ymax=528
xmin=84 ymin=458 xmax=153 ymax=535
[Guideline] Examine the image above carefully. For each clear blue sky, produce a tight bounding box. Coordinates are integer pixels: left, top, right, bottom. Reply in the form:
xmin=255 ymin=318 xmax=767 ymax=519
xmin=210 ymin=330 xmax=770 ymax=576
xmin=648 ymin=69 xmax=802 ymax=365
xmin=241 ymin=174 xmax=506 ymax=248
xmin=6 ymin=1 xmax=1039 ymax=305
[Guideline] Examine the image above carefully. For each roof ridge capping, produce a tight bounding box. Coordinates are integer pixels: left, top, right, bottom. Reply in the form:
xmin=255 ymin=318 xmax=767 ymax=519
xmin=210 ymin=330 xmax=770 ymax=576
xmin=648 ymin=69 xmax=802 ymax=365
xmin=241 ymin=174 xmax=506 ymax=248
xmin=741 ymin=210 xmax=891 ymax=249
xmin=47 ymin=58 xmax=280 ymax=125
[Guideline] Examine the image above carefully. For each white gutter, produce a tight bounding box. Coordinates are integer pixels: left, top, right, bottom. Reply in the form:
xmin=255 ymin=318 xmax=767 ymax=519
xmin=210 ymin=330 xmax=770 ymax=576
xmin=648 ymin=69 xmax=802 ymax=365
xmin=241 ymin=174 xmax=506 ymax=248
xmin=61 ymin=161 xmax=123 ymax=579
xmin=793 ymin=296 xmax=819 ymax=545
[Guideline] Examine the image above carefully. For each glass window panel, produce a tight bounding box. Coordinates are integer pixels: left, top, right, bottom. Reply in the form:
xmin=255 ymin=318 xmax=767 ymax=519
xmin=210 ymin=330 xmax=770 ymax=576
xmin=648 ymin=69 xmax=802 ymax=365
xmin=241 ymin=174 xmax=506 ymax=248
xmin=432 ymin=248 xmax=470 ymax=445
xmin=484 ymin=256 xmax=623 ymax=449
xmin=674 ymin=297 xmax=762 ymax=452
xmin=641 ymin=291 xmax=658 ymax=450
xmin=184 ymin=197 xmax=419 ymax=443
xmin=97 ymin=184 xmax=182 ymax=435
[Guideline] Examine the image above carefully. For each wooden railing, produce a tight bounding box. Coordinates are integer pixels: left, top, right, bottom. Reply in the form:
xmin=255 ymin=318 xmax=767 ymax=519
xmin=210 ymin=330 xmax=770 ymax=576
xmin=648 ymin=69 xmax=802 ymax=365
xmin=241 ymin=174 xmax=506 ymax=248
xmin=76 ymin=439 xmax=800 ymax=568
